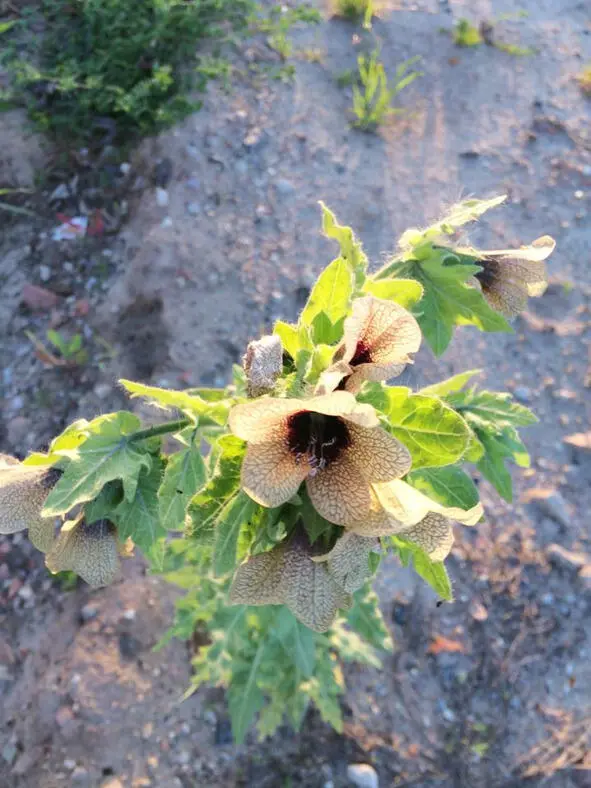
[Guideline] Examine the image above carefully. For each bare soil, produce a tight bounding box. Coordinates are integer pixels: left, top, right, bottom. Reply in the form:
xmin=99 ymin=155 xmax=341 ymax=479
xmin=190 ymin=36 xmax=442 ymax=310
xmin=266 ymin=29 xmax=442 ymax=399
xmin=1 ymin=1 xmax=591 ymax=786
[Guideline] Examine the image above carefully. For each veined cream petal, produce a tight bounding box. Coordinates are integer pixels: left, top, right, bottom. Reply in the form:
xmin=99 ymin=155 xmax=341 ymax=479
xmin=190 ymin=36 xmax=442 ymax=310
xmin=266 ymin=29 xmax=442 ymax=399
xmin=374 ymin=479 xmax=483 ymax=526
xmin=241 ymin=441 xmax=308 ymax=508
xmin=281 ymin=534 xmax=351 ymax=632
xmin=485 ymin=235 xmax=556 ymax=263
xmin=345 ymin=361 xmax=407 ymax=393
xmin=229 ymin=544 xmax=287 ymax=606
xmin=347 ymin=423 xmax=412 ymax=483
xmin=400 ymin=514 xmax=455 ymax=562
xmin=314 ymin=361 xmax=352 ymax=396
xmin=28 ymin=517 xmax=58 ymax=553
xmin=312 ymin=531 xmax=378 ymax=593
xmin=229 ymin=398 xmax=301 ymax=443
xmin=46 ymin=519 xmax=119 ymax=588
xmin=307 ymin=456 xmax=371 ymax=525
xmin=0 ymin=465 xmax=58 ymax=535
xmin=342 ymin=295 xmax=421 ymax=366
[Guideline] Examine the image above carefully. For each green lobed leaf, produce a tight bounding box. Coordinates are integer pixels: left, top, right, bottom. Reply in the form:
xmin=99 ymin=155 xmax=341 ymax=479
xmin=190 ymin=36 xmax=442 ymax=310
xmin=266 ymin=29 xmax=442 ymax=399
xmin=310 ymin=312 xmax=343 ymax=346
xmin=398 ymin=195 xmax=507 ymax=248
xmin=300 ymin=255 xmax=353 ymax=330
xmin=406 ymin=466 xmax=480 ymax=511
xmin=409 ymin=249 xmax=513 ymax=356
xmin=275 ymin=608 xmax=316 ymax=677
xmin=113 ymin=456 xmax=165 ymax=551
xmin=42 ymin=412 xmax=152 ymax=516
xmin=392 ymin=537 xmax=453 ymax=601
xmin=343 ymin=586 xmax=392 ymax=652
xmin=420 ymin=369 xmax=482 ymax=397
xmin=320 ymin=201 xmax=368 ymax=288
xmin=360 ymin=385 xmax=471 ymax=469
xmin=297 ymin=489 xmax=336 ymax=545
xmin=446 ymin=388 xmax=538 ymax=429
xmin=213 ymin=490 xmax=257 ymax=576
xmin=474 ymin=426 xmax=530 ymax=502
xmin=187 ymin=435 xmax=246 ymax=539
xmin=119 ymin=379 xmax=230 ymax=425
xmin=228 ymin=640 xmax=267 ymax=744
xmin=362 ymin=277 xmax=424 ymax=310
xmin=158 ymin=444 xmax=207 ymax=531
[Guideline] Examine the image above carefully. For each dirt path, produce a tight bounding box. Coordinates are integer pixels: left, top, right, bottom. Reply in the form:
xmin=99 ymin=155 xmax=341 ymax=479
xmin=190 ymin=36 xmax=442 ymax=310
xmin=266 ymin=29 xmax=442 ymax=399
xmin=1 ymin=1 xmax=590 ymax=786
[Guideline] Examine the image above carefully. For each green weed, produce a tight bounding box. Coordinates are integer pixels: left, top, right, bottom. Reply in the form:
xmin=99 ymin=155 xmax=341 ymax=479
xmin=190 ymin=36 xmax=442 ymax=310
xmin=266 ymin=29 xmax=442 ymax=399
xmin=453 ymin=19 xmax=483 ymax=47
xmin=7 ymin=0 xmax=253 ymax=144
xmin=335 ymin=0 xmax=373 ymax=28
xmin=256 ymin=5 xmax=321 ymax=60
xmin=351 ymin=52 xmax=421 ymax=131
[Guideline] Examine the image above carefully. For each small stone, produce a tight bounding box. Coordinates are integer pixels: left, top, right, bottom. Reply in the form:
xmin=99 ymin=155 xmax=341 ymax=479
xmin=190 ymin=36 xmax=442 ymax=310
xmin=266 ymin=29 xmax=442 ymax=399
xmin=235 ymin=159 xmax=248 ymax=175
xmin=39 ymin=265 xmax=51 ymax=282
xmin=546 ymin=544 xmax=590 ymax=571
xmin=80 ymin=604 xmax=98 ymax=622
xmin=153 ymin=158 xmax=173 ymax=188
xmin=574 ymin=190 xmax=585 ymax=199
xmin=101 ymin=779 xmax=124 ymax=788
xmin=142 ymin=723 xmax=154 ymax=739
xmin=7 ymin=416 xmax=32 ymax=447
xmin=18 ymin=584 xmax=33 ymax=601
xmin=120 ymin=162 xmax=131 ymax=175
xmin=513 ymin=386 xmax=531 ymax=403
xmin=541 ymin=592 xmax=554 ymax=605
xmin=523 ymin=488 xmax=571 ymax=527
xmin=275 ymin=178 xmax=295 ymax=196
xmin=347 ymin=764 xmax=379 ymax=788
xmin=64 ymin=759 xmax=77 ymax=770
xmin=71 ymin=767 xmax=90 ymax=785
xmin=176 ymin=751 xmax=190 ymax=765
xmin=155 ymin=188 xmax=169 ymax=208
xmin=122 ymin=608 xmax=136 ymax=621
xmin=204 ymin=709 xmax=217 ymax=726
xmin=49 ymin=183 xmax=69 ymax=201
xmin=579 ymin=565 xmax=591 ymax=591
xmin=93 ymin=383 xmax=112 ymax=399
xmin=469 ymin=599 xmax=488 ymax=622
xmin=186 ymin=202 xmax=201 ymax=215
xmin=22 ymin=283 xmax=60 ymax=311
xmin=2 ymin=744 xmax=17 ymax=765
xmin=56 ymin=706 xmax=75 ymax=727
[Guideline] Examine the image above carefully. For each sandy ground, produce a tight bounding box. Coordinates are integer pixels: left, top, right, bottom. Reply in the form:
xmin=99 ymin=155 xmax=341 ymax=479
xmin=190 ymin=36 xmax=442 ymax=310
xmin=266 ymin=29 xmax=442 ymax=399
xmin=1 ymin=0 xmax=591 ymax=786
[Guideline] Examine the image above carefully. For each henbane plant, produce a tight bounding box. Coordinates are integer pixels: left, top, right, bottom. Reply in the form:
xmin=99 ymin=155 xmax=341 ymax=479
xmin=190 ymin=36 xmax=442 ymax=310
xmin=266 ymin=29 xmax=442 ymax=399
xmin=0 ymin=196 xmax=555 ymax=742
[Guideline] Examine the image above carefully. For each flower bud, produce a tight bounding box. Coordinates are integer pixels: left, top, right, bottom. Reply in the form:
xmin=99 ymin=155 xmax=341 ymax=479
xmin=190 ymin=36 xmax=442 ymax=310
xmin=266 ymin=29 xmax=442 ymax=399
xmin=243 ymin=334 xmax=283 ymax=397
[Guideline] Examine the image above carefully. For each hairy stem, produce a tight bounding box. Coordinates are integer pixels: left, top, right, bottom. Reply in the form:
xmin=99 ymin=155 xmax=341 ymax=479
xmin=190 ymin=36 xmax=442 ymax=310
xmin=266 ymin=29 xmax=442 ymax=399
xmin=127 ymin=418 xmax=192 ymax=443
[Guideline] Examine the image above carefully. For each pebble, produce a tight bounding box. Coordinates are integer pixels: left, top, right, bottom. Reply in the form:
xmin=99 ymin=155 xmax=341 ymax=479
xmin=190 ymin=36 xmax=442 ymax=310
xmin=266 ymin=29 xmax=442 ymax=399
xmin=94 ymin=383 xmax=112 ymax=399
xmin=524 ymin=488 xmax=570 ymax=527
xmin=156 ymin=188 xmax=169 ymax=208
xmin=7 ymin=416 xmax=32 ymax=447
xmin=120 ymin=162 xmax=131 ymax=175
xmin=186 ymin=202 xmax=201 ymax=215
xmin=275 ymin=178 xmax=295 ymax=196
xmin=176 ymin=750 xmax=190 ymax=765
xmin=39 ymin=265 xmax=51 ymax=282
xmin=546 ymin=544 xmax=589 ymax=571
xmin=513 ymin=385 xmax=532 ymax=403
xmin=347 ymin=764 xmax=379 ymax=788
xmin=17 ymin=584 xmax=33 ymax=601
xmin=80 ymin=604 xmax=98 ymax=622
xmin=122 ymin=608 xmax=136 ymax=621
xmin=71 ymin=767 xmax=90 ymax=785
xmin=186 ymin=177 xmax=200 ymax=191
xmin=64 ymin=759 xmax=76 ymax=770
xmin=235 ymin=159 xmax=248 ymax=175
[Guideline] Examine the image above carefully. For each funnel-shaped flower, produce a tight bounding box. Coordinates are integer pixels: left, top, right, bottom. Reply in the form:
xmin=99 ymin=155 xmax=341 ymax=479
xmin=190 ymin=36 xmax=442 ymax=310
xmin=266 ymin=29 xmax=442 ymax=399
xmin=0 ymin=455 xmax=62 ymax=552
xmin=330 ymin=296 xmax=421 ymax=394
xmin=229 ymin=391 xmax=411 ymax=526
xmin=349 ymin=480 xmax=483 ymax=562
xmin=472 ymin=236 xmax=555 ymax=318
xmin=229 ymin=529 xmax=351 ymax=632
xmin=46 ymin=518 xmax=121 ymax=588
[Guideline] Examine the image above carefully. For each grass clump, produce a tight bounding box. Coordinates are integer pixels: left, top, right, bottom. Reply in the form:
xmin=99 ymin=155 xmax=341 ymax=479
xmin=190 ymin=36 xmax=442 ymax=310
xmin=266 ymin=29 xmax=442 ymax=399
xmin=351 ymin=52 xmax=421 ymax=131
xmin=8 ymin=0 xmax=253 ymax=144
xmin=453 ymin=18 xmax=483 ymax=47
xmin=335 ymin=0 xmax=373 ymax=27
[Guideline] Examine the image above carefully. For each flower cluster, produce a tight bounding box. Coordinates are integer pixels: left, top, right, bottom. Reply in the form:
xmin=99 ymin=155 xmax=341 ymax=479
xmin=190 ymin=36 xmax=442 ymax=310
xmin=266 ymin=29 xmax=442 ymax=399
xmin=229 ymin=295 xmax=483 ymax=631
xmin=0 ymin=455 xmax=128 ymax=587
